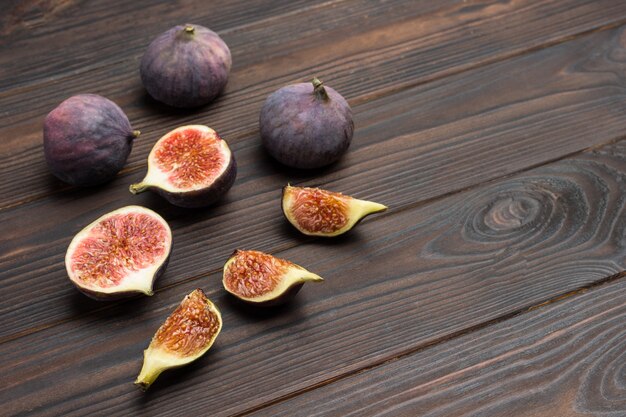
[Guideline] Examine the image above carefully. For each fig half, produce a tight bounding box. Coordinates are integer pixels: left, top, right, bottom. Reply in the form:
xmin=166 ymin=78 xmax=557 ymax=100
xmin=223 ymin=250 xmax=323 ymax=305
xmin=135 ymin=289 xmax=222 ymax=390
xmin=282 ymin=185 xmax=387 ymax=237
xmin=65 ymin=205 xmax=172 ymax=299
xmin=129 ymin=125 xmax=236 ymax=208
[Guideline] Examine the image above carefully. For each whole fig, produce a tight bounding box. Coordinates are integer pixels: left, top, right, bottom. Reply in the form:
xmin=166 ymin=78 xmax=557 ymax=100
xmin=43 ymin=94 xmax=140 ymax=186
xmin=140 ymin=24 xmax=232 ymax=108
xmin=259 ymin=78 xmax=353 ymax=169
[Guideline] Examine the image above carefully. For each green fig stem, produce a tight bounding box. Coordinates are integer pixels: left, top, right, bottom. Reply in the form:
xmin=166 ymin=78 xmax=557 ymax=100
xmin=312 ymin=77 xmax=329 ymax=102
xmin=135 ymin=362 xmax=164 ymax=391
xmin=184 ymin=25 xmax=195 ymax=34
xmin=129 ymin=182 xmax=150 ymax=194
xmin=132 ymin=130 xmax=141 ymax=139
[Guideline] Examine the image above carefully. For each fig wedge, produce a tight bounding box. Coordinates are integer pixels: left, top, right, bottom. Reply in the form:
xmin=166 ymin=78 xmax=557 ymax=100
xmin=223 ymin=250 xmax=323 ymax=306
xmin=282 ymin=185 xmax=387 ymax=237
xmin=65 ymin=205 xmax=171 ymax=299
xmin=135 ymin=289 xmax=222 ymax=390
xmin=130 ymin=125 xmax=236 ymax=208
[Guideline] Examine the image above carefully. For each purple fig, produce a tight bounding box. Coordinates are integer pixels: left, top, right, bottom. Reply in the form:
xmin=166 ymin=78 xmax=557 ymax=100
xmin=43 ymin=94 xmax=140 ymax=187
xmin=259 ymin=78 xmax=353 ymax=169
xmin=140 ymin=24 xmax=232 ymax=108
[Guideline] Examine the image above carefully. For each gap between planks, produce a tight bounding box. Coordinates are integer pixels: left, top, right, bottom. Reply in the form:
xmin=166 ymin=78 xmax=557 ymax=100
xmin=234 ymin=269 xmax=626 ymax=417
xmin=1 ymin=135 xmax=623 ymax=346
xmin=1 ymin=17 xmax=625 ymax=213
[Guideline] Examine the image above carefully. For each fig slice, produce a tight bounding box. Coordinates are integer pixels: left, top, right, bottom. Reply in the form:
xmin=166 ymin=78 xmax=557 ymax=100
xmin=65 ymin=205 xmax=172 ymax=299
xmin=135 ymin=289 xmax=222 ymax=390
xmin=282 ymin=185 xmax=387 ymax=237
xmin=129 ymin=125 xmax=236 ymax=208
xmin=222 ymin=250 xmax=323 ymax=305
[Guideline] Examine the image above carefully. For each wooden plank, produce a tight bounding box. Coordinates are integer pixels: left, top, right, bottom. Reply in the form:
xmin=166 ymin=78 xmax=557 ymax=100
xmin=0 ymin=0 xmax=331 ymax=90
xmin=2 ymin=0 xmax=626 ymax=209
xmin=1 ymin=141 xmax=624 ymax=416
xmin=256 ymin=278 xmax=626 ymax=417
xmin=3 ymin=27 xmax=626 ymax=340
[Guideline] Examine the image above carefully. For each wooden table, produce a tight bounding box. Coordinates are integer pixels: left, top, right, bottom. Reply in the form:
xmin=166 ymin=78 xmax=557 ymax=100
xmin=2 ymin=1 xmax=625 ymax=416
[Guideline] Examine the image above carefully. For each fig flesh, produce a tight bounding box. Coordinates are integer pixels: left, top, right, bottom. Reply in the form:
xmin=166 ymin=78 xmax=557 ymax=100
xmin=223 ymin=250 xmax=323 ymax=305
xmin=129 ymin=125 xmax=236 ymax=208
xmin=140 ymin=24 xmax=231 ymax=108
xmin=65 ymin=205 xmax=171 ymax=299
xmin=135 ymin=289 xmax=222 ymax=390
xmin=44 ymin=94 xmax=140 ymax=186
xmin=282 ymin=185 xmax=387 ymax=237
xmin=260 ymin=78 xmax=353 ymax=169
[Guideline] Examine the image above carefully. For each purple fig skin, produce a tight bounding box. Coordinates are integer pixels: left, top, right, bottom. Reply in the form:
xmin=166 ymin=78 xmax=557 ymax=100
xmin=140 ymin=24 xmax=231 ymax=108
xmin=43 ymin=94 xmax=139 ymax=186
xmin=259 ymin=78 xmax=353 ymax=169
xmin=148 ymin=155 xmax=237 ymax=208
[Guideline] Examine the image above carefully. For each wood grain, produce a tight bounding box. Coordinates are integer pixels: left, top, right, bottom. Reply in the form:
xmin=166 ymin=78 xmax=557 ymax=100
xmin=255 ymin=278 xmax=626 ymax=417
xmin=1 ymin=141 xmax=624 ymax=416
xmin=3 ymin=26 xmax=626 ymax=340
xmin=3 ymin=0 xmax=626 ymax=209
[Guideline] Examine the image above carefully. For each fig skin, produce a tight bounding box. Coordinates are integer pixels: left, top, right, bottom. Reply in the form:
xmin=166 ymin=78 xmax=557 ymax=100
xmin=140 ymin=24 xmax=232 ymax=108
xmin=43 ymin=94 xmax=140 ymax=186
xmin=260 ymin=78 xmax=353 ymax=169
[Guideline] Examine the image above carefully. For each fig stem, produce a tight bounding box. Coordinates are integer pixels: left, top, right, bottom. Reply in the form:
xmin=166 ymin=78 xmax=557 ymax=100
xmin=129 ymin=182 xmax=150 ymax=194
xmin=132 ymin=130 xmax=141 ymax=139
xmin=312 ymin=77 xmax=329 ymax=102
xmin=184 ymin=25 xmax=195 ymax=34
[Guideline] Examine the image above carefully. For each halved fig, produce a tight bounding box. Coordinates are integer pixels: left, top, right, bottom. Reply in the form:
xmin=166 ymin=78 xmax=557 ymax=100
xmin=282 ymin=185 xmax=387 ymax=237
xmin=129 ymin=125 xmax=236 ymax=208
xmin=223 ymin=250 xmax=323 ymax=305
xmin=65 ymin=205 xmax=172 ymax=299
xmin=135 ymin=289 xmax=222 ymax=390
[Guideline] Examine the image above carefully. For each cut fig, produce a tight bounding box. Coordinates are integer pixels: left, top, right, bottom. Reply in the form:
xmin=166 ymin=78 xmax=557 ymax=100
xmin=135 ymin=289 xmax=222 ymax=390
xmin=129 ymin=125 xmax=236 ymax=208
xmin=282 ymin=185 xmax=387 ymax=237
xmin=223 ymin=250 xmax=323 ymax=305
xmin=65 ymin=205 xmax=171 ymax=299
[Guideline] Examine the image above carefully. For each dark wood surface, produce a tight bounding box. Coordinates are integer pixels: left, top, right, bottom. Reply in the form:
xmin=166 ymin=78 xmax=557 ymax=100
xmin=1 ymin=1 xmax=625 ymax=416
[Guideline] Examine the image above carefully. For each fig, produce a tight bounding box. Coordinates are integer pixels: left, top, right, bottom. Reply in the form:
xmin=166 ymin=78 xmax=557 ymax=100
xmin=65 ymin=205 xmax=172 ymax=299
xmin=223 ymin=250 xmax=323 ymax=306
xmin=259 ymin=78 xmax=353 ymax=169
xmin=140 ymin=24 xmax=231 ymax=108
xmin=282 ymin=185 xmax=387 ymax=237
xmin=129 ymin=125 xmax=236 ymax=208
xmin=43 ymin=94 xmax=140 ymax=186
xmin=135 ymin=289 xmax=222 ymax=390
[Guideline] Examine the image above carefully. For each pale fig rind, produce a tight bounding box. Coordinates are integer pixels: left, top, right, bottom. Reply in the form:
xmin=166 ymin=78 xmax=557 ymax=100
xmin=135 ymin=289 xmax=222 ymax=390
xmin=65 ymin=205 xmax=172 ymax=300
xmin=129 ymin=125 xmax=237 ymax=208
xmin=282 ymin=185 xmax=387 ymax=237
xmin=222 ymin=250 xmax=323 ymax=306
